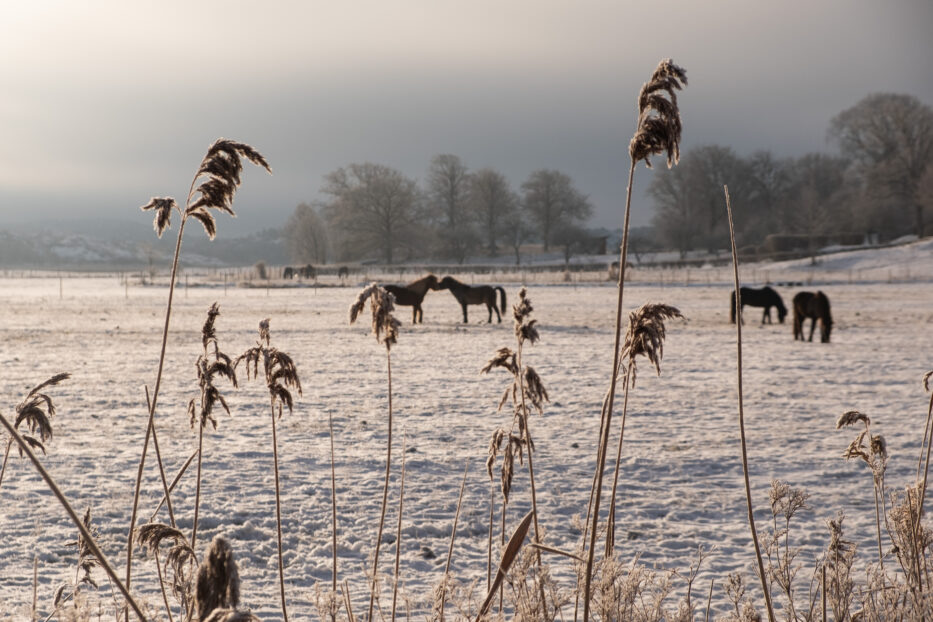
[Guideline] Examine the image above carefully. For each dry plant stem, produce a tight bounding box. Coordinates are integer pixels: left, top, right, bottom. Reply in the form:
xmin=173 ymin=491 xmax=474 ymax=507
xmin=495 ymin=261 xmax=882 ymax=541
xmin=343 ymin=580 xmax=356 ymax=622
xmin=329 ymin=413 xmax=338 ymax=599
xmin=149 ymin=447 xmax=199 ymax=522
xmin=0 ymin=440 xmax=12 ymax=491
xmin=368 ymin=351 xmax=394 ymax=622
xmin=391 ymin=439 xmax=406 ymax=622
xmin=705 ymin=579 xmax=714 ymax=622
xmin=487 ymin=479 xmax=494 ymax=592
xmin=516 ymin=342 xmax=549 ymax=615
xmin=0 ymin=412 xmax=148 ymax=621
xmin=919 ymin=390 xmax=933 ymax=509
xmin=127 ymin=229 xmax=187 ymax=606
xmin=440 ymin=464 xmax=469 ymax=622
xmin=271 ymin=401 xmax=290 ymax=622
xmin=154 ymin=548 xmax=175 ymax=622
xmin=582 ymin=159 xmax=636 ymax=622
xmin=192 ymin=423 xmax=205 ymax=551
xmin=606 ymin=366 xmax=634 ymax=556
xmin=725 ymin=185 xmax=776 ymax=622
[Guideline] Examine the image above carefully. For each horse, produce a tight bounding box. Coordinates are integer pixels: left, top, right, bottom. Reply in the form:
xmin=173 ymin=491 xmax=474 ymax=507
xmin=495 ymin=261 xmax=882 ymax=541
xmin=382 ymin=274 xmax=440 ymax=324
xmin=436 ymin=276 xmax=507 ymax=323
xmin=283 ymin=266 xmax=295 ymax=280
xmin=337 ymin=266 xmax=349 ymax=283
xmin=793 ymin=291 xmax=833 ymax=343
xmin=730 ymin=286 xmax=787 ymax=324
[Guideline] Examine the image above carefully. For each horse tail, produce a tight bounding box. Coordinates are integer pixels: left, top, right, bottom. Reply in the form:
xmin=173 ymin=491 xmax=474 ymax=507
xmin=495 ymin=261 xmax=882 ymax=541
xmin=496 ymin=287 xmax=507 ymax=315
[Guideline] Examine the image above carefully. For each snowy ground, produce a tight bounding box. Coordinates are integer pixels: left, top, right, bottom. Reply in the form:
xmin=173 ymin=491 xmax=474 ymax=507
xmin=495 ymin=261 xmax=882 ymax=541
xmin=0 ymin=242 xmax=932 ymax=620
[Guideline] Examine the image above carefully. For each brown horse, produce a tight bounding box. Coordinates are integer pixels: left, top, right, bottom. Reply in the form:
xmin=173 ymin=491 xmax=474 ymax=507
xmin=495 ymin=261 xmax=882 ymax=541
xmin=382 ymin=274 xmax=440 ymax=324
xmin=730 ymin=286 xmax=787 ymax=324
xmin=793 ymin=291 xmax=833 ymax=342
xmin=436 ymin=276 xmax=507 ymax=323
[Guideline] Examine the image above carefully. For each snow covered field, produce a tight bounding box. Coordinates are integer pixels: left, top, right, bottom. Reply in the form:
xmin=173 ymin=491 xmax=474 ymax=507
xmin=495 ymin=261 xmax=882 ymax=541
xmin=0 ymin=244 xmax=932 ymax=619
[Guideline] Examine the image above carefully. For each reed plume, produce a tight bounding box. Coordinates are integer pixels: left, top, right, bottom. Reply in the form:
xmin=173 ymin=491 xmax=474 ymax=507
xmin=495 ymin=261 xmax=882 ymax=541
xmin=481 ymin=287 xmax=550 ymax=616
xmin=605 ymin=303 xmax=683 ymax=555
xmin=237 ymin=319 xmax=301 ymax=622
xmin=137 ymin=522 xmax=197 ymax=619
xmin=837 ymin=410 xmax=889 ymax=580
xmin=189 ymin=303 xmax=238 ymax=552
xmin=196 ymin=536 xmax=241 ymax=621
xmin=0 ymin=373 xmax=69 ymax=490
xmin=349 ymin=283 xmax=401 ymax=622
xmin=129 ymin=139 xmax=270 ymax=606
xmin=583 ymin=59 xmax=686 ymax=622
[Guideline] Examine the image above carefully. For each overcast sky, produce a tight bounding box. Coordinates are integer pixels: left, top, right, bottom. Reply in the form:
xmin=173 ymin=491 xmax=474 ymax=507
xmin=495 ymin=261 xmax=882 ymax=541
xmin=1 ymin=0 xmax=931 ymax=238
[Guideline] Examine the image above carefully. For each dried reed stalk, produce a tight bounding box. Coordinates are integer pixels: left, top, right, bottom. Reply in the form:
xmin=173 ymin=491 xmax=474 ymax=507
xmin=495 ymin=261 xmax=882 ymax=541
xmin=238 ymin=319 xmax=301 ymax=622
xmin=391 ymin=438 xmax=406 ymax=622
xmin=0 ymin=412 xmax=147 ymax=620
xmin=190 ymin=303 xmax=237 ymax=552
xmin=439 ymin=464 xmax=468 ymax=622
xmin=583 ymin=58 xmax=686 ymax=622
xmin=349 ymin=283 xmax=400 ymax=622
xmin=725 ymin=185 xmax=776 ymax=622
xmin=128 ymin=139 xmax=270 ymax=607
xmin=605 ymin=303 xmax=683 ymax=555
xmin=329 ymin=412 xmax=339 ymax=622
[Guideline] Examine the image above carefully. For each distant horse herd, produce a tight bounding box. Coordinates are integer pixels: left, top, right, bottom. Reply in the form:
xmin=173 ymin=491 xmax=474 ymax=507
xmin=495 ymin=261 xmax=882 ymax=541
xmin=381 ymin=273 xmax=507 ymax=324
xmin=731 ymin=285 xmax=833 ymax=343
xmin=279 ymin=266 xmax=835 ymax=339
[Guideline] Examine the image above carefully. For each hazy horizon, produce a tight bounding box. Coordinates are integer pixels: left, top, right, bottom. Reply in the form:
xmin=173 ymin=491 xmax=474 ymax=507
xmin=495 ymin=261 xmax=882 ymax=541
xmin=1 ymin=0 xmax=931 ymax=239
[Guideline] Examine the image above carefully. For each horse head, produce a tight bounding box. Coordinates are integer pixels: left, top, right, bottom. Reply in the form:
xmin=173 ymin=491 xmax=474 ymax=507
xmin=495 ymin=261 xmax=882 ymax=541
xmin=426 ymin=274 xmax=440 ymax=290
xmin=436 ymin=276 xmax=455 ymax=290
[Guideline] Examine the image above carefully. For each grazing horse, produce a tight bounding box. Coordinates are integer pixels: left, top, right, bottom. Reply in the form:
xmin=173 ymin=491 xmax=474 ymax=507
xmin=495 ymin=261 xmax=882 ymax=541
xmin=382 ymin=274 xmax=440 ymax=324
xmin=436 ymin=276 xmax=507 ymax=323
xmin=793 ymin=291 xmax=833 ymax=343
xmin=337 ymin=265 xmax=349 ymax=283
xmin=283 ymin=266 xmax=295 ymax=280
xmin=730 ymin=286 xmax=787 ymax=324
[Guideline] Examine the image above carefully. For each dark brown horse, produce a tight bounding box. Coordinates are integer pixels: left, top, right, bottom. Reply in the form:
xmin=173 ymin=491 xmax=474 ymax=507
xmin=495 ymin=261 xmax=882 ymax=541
xmin=730 ymin=286 xmax=787 ymax=324
xmin=436 ymin=276 xmax=507 ymax=323
xmin=793 ymin=291 xmax=833 ymax=342
xmin=382 ymin=274 xmax=440 ymax=324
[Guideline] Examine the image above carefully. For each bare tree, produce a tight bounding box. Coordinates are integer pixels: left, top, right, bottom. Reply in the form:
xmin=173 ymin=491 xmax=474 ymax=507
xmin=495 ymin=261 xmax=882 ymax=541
xmin=648 ymin=161 xmax=697 ymax=259
xmin=320 ymin=163 xmax=421 ymax=264
xmin=520 ymin=169 xmax=592 ymax=251
xmin=829 ymin=93 xmax=933 ymax=238
xmin=285 ymin=203 xmax=329 ymax=264
xmin=502 ymin=209 xmax=531 ymax=265
xmin=427 ymin=154 xmax=476 ymax=263
xmin=470 ymin=168 xmax=518 ymax=255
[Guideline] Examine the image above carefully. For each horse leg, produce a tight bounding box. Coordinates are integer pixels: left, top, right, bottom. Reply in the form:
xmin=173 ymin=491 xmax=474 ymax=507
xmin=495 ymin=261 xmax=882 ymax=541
xmin=461 ymin=303 xmax=468 ymax=323
xmin=793 ymin=315 xmax=801 ymax=340
xmin=415 ymin=304 xmax=423 ymax=324
xmin=808 ymin=318 xmax=816 ymax=342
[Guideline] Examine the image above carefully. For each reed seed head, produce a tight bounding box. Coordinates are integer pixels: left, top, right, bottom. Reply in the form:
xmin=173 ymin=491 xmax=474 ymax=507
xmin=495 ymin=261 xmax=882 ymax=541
xmin=191 ymin=305 xmax=237 ymax=430
xmin=140 ymin=197 xmax=178 ymax=238
xmin=512 ymin=288 xmax=540 ymax=345
xmin=201 ymin=610 xmax=261 ymax=622
xmin=836 ymin=410 xmax=870 ymax=429
xmin=72 ymin=508 xmax=101 ymax=589
xmin=523 ymin=366 xmax=549 ymax=414
xmin=621 ymin=303 xmax=684 ymax=385
xmin=237 ymin=320 xmax=302 ymax=415
xmin=13 ymin=372 xmax=69 ymax=456
xmin=349 ymin=283 xmax=401 ymax=350
xmin=196 ymin=535 xmax=241 ymax=621
xmin=923 ymin=370 xmax=932 ymax=393
xmin=185 ymin=139 xmax=272 ymax=240
xmin=629 ymin=59 xmax=688 ymax=169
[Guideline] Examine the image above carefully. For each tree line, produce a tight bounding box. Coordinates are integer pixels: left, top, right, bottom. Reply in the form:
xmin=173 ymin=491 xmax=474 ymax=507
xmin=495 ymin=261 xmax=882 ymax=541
xmin=649 ymin=92 xmax=933 ymax=258
xmin=285 ymin=156 xmax=593 ymax=265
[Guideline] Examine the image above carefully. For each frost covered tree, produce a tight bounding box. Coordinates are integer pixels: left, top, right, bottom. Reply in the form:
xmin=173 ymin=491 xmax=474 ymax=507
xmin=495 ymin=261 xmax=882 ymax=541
xmin=520 ymin=169 xmax=592 ymax=251
xmin=829 ymin=93 xmax=933 ymax=238
xmin=470 ymin=168 xmax=519 ymax=256
xmin=285 ymin=203 xmax=328 ymax=264
xmin=426 ymin=154 xmax=476 ymax=263
xmin=320 ymin=163 xmax=422 ymax=264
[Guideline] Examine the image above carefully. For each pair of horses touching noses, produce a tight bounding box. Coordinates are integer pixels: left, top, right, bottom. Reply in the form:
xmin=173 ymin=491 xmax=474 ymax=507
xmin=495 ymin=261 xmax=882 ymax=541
xmin=383 ymin=274 xmax=507 ymax=324
xmin=730 ymin=286 xmax=833 ymax=343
